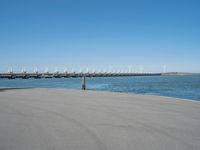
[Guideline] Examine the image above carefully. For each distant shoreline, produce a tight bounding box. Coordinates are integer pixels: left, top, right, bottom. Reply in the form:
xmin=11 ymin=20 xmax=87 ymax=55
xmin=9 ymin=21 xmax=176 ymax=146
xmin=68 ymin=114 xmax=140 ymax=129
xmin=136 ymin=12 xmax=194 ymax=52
xmin=162 ymin=72 xmax=200 ymax=76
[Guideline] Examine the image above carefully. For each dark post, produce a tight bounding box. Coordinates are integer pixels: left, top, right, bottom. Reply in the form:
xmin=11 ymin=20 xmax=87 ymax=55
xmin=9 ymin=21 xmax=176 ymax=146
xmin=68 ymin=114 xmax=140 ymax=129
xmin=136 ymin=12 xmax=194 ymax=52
xmin=82 ymin=76 xmax=86 ymax=90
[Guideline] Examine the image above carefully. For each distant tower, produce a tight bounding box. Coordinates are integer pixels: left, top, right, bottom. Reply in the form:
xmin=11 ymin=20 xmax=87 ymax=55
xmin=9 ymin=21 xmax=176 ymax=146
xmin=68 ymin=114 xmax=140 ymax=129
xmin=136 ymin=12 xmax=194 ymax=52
xmin=86 ymin=68 xmax=89 ymax=73
xmin=128 ymin=65 xmax=131 ymax=73
xmin=163 ymin=65 xmax=166 ymax=73
xmin=139 ymin=65 xmax=143 ymax=73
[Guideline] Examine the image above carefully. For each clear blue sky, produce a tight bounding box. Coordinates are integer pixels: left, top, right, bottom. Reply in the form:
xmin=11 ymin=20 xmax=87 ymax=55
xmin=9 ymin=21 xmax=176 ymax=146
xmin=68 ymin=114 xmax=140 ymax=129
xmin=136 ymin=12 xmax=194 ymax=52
xmin=0 ymin=0 xmax=200 ymax=73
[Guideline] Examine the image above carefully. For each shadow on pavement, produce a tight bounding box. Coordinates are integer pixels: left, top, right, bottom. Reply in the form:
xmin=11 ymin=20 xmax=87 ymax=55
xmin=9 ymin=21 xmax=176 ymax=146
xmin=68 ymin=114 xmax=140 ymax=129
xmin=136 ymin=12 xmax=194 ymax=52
xmin=0 ymin=88 xmax=32 ymax=92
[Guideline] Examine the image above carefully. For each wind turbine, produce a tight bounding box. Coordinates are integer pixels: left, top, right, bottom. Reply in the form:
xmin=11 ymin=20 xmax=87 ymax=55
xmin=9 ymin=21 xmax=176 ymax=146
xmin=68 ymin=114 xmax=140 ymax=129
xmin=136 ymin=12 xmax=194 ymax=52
xmin=86 ymin=67 xmax=89 ymax=73
xmin=139 ymin=65 xmax=143 ymax=73
xmin=128 ymin=65 xmax=132 ymax=73
xmin=79 ymin=68 xmax=82 ymax=74
xmin=163 ymin=65 xmax=167 ymax=73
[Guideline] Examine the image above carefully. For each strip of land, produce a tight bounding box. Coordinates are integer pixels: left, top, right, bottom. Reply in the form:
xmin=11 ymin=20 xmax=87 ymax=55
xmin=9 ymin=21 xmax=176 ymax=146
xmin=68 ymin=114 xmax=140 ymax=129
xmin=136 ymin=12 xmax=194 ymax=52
xmin=0 ymin=88 xmax=200 ymax=150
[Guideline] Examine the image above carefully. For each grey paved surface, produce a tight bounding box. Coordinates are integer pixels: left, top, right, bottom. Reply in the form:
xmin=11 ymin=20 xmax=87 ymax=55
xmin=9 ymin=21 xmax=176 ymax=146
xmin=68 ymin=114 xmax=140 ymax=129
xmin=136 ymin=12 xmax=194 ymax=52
xmin=0 ymin=88 xmax=200 ymax=150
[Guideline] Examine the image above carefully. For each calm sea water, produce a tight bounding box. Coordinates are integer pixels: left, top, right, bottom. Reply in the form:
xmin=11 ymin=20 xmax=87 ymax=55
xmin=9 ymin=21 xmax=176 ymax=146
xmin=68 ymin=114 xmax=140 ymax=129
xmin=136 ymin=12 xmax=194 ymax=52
xmin=0 ymin=75 xmax=200 ymax=101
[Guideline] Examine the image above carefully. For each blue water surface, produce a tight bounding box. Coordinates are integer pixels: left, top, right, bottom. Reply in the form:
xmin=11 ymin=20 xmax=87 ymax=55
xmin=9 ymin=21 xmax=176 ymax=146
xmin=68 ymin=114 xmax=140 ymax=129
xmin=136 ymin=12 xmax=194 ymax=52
xmin=0 ymin=75 xmax=200 ymax=101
